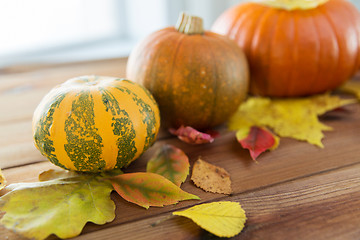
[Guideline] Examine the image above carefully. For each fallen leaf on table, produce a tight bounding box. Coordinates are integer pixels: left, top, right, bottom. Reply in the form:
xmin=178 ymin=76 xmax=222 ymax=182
xmin=39 ymin=168 xmax=124 ymax=181
xmin=146 ymin=144 xmax=190 ymax=187
xmin=0 ymin=168 xmax=6 ymax=191
xmin=0 ymin=172 xmax=115 ymax=240
xmin=191 ymin=159 xmax=232 ymax=194
xmin=169 ymin=126 xmax=215 ymax=144
xmin=236 ymin=126 xmax=280 ymax=161
xmin=111 ymin=172 xmax=200 ymax=209
xmin=173 ymin=201 xmax=246 ymax=238
xmin=229 ymin=94 xmax=355 ymax=147
xmin=205 ymin=129 xmax=220 ymax=139
xmin=339 ymin=81 xmax=360 ymax=101
xmin=38 ymin=168 xmax=81 ymax=181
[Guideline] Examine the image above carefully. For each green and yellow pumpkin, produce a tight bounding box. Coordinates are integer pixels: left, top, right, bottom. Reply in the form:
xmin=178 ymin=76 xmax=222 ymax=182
xmin=32 ymin=75 xmax=160 ymax=172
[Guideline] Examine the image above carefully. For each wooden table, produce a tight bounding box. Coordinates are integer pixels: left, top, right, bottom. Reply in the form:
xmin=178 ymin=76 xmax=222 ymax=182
xmin=0 ymin=58 xmax=360 ymax=240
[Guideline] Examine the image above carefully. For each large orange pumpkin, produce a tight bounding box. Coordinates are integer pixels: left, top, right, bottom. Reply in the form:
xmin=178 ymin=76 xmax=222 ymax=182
xmin=127 ymin=13 xmax=249 ymax=130
xmin=212 ymin=0 xmax=360 ymax=97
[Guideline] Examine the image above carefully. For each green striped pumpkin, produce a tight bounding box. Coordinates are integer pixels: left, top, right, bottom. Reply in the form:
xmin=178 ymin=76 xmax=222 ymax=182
xmin=32 ymin=75 xmax=160 ymax=172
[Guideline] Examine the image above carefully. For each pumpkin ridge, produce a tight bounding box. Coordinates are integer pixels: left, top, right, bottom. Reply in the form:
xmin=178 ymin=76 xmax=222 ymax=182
xmin=202 ymin=36 xmax=220 ymax=128
xmin=64 ymin=91 xmax=105 ymax=172
xmin=232 ymin=4 xmax=265 ymax=42
xmin=269 ymin=10 xmax=301 ymax=96
xmin=241 ymin=4 xmax=269 ymax=48
xmin=252 ymin=8 xmax=279 ymax=95
xmin=146 ymin=31 xmax=177 ymax=93
xmin=118 ymin=79 xmax=158 ymax=107
xmin=129 ymin=91 xmax=157 ymax=151
xmin=113 ymin=85 xmax=157 ymax=151
xmin=267 ymin=10 xmax=286 ymax=95
xmin=167 ymin=34 xmax=186 ymax=127
xmin=50 ymin=91 xmax=78 ymax=170
xmin=228 ymin=5 xmax=252 ymax=38
xmin=92 ymin=89 xmax=119 ymax=171
xmin=319 ymin=4 xmax=343 ymax=89
xmin=305 ymin=12 xmax=322 ymax=96
xmin=285 ymin=13 xmax=298 ymax=96
xmin=230 ymin=5 xmax=268 ymax=95
xmin=310 ymin=11 xmax=339 ymax=94
xmin=33 ymin=93 xmax=67 ymax=170
xmin=340 ymin=0 xmax=360 ymax=75
xmin=99 ymin=88 xmax=137 ymax=169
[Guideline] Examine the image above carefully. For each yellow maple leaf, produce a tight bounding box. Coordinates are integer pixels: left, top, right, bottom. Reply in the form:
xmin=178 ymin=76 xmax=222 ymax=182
xmin=340 ymin=81 xmax=360 ymax=101
xmin=173 ymin=201 xmax=246 ymax=238
xmin=229 ymin=94 xmax=355 ymax=147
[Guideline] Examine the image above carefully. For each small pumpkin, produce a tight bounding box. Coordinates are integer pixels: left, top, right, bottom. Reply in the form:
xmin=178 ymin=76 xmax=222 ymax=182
xmin=212 ymin=0 xmax=360 ymax=97
xmin=126 ymin=12 xmax=249 ymax=130
xmin=32 ymin=76 xmax=160 ymax=172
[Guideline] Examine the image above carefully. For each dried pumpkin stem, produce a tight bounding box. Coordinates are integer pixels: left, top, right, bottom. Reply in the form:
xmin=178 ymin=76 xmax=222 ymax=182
xmin=175 ymin=12 xmax=204 ymax=35
xmin=259 ymin=0 xmax=329 ymax=10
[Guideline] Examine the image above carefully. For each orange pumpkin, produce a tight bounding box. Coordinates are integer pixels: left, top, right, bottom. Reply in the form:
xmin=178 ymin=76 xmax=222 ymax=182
xmin=212 ymin=0 xmax=360 ymax=97
xmin=127 ymin=13 xmax=249 ymax=130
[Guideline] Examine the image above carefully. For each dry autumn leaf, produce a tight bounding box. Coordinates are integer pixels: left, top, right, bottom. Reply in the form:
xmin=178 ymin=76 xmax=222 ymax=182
xmin=236 ymin=126 xmax=280 ymax=161
xmin=38 ymin=168 xmax=80 ymax=181
xmin=340 ymin=80 xmax=360 ymax=101
xmin=0 ymin=171 xmax=115 ymax=240
xmin=191 ymin=159 xmax=232 ymax=195
xmin=146 ymin=144 xmax=190 ymax=187
xmin=173 ymin=201 xmax=246 ymax=238
xmin=111 ymin=172 xmax=200 ymax=209
xmin=0 ymin=168 xmax=6 ymax=191
xmin=169 ymin=126 xmax=215 ymax=144
xmin=229 ymin=94 xmax=355 ymax=147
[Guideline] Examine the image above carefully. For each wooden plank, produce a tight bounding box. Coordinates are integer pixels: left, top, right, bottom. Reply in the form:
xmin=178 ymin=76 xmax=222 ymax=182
xmin=28 ymin=163 xmax=360 ymax=240
xmin=1 ymin=100 xmax=359 ymax=171
xmin=0 ymin=58 xmax=128 ymax=124
xmin=1 ymin=58 xmax=360 ymax=239
xmin=0 ymin=100 xmax=359 ymax=238
xmin=1 ymin=102 xmax=359 ymax=188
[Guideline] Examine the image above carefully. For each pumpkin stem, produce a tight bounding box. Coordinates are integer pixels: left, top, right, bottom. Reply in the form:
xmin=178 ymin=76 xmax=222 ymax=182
xmin=259 ymin=0 xmax=329 ymax=10
xmin=175 ymin=12 xmax=204 ymax=35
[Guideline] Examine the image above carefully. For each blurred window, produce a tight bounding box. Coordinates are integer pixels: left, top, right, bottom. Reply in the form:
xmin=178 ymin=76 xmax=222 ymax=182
xmin=0 ymin=0 xmax=359 ymax=67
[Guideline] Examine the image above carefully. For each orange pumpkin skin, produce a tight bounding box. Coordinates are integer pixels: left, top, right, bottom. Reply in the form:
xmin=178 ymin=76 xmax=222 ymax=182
xmin=212 ymin=0 xmax=360 ymax=97
xmin=126 ymin=26 xmax=249 ymax=130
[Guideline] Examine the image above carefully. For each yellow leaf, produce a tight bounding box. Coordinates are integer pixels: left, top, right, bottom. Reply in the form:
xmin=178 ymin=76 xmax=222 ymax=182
xmin=0 ymin=168 xmax=6 ymax=191
xmin=173 ymin=201 xmax=246 ymax=238
xmin=229 ymin=94 xmax=355 ymax=147
xmin=340 ymin=81 xmax=360 ymax=101
xmin=270 ymin=133 xmax=280 ymax=151
xmin=235 ymin=125 xmax=251 ymax=140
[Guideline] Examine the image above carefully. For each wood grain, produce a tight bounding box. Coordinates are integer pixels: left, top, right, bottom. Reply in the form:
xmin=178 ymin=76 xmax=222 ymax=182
xmin=30 ymin=163 xmax=360 ymax=240
xmin=0 ymin=58 xmax=360 ymax=240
